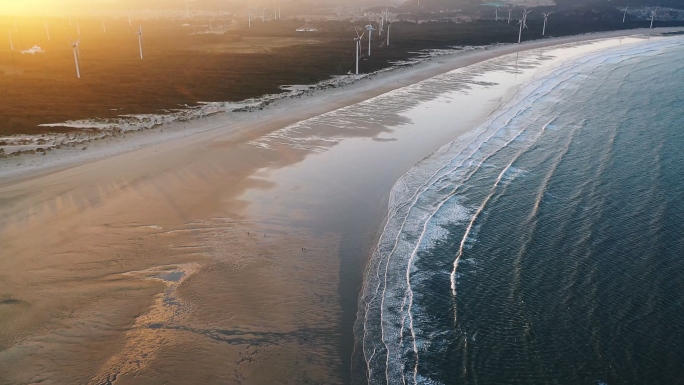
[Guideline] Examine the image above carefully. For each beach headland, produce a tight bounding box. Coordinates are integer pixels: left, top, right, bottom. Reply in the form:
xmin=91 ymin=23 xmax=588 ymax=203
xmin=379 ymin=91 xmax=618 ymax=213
xmin=0 ymin=28 xmax=682 ymax=384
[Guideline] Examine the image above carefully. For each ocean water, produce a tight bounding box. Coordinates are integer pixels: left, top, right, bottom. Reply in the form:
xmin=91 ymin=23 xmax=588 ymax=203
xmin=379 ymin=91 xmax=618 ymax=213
xmin=355 ymin=35 xmax=684 ymax=385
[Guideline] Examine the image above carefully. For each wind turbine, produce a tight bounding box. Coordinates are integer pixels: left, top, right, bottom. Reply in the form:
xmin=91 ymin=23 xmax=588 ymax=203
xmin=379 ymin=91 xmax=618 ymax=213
xmin=354 ymin=29 xmax=365 ymax=75
xmin=70 ymin=39 xmax=81 ymax=78
xmin=508 ymin=5 xmax=513 ymax=23
xmin=77 ymin=21 xmax=81 ymax=36
xmin=517 ymin=9 xmax=530 ymax=44
xmin=542 ymin=12 xmax=554 ymax=36
xmin=622 ymin=5 xmax=629 ymax=23
xmin=136 ymin=25 xmax=144 ymax=59
xmin=45 ymin=22 xmax=50 ymax=41
xmin=248 ymin=11 xmax=252 ymax=27
xmin=386 ymin=20 xmax=391 ymax=46
xmin=8 ymin=31 xmax=14 ymax=51
xmin=261 ymin=8 xmax=266 ymax=22
xmin=128 ymin=10 xmax=132 ymax=26
xmin=365 ymin=23 xmax=375 ymax=56
xmin=650 ymin=7 xmax=659 ymax=29
xmin=495 ymin=6 xmax=500 ymax=21
xmin=381 ymin=8 xmax=389 ymax=36
xmin=186 ymin=4 xmax=190 ymax=19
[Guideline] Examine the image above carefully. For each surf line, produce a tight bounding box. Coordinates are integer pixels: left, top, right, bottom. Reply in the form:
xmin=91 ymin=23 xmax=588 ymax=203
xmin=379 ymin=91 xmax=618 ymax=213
xmin=450 ymin=116 xmax=556 ymax=297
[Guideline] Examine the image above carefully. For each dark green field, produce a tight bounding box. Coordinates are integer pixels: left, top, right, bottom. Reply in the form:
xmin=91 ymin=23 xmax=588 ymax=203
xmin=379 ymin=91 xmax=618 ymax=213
xmin=0 ymin=15 xmax=682 ymax=135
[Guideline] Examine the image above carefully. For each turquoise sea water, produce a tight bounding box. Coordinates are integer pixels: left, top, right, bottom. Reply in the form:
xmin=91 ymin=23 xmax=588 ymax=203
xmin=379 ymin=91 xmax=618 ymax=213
xmin=355 ymin=35 xmax=684 ymax=384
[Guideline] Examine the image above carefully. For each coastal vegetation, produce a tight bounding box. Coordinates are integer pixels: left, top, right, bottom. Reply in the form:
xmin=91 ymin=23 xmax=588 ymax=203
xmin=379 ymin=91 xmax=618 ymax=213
xmin=1 ymin=11 xmax=683 ymax=135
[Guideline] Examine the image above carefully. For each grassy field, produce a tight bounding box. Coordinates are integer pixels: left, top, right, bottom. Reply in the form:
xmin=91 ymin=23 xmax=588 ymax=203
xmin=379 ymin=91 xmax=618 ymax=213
xmin=1 ymin=15 xmax=682 ymax=135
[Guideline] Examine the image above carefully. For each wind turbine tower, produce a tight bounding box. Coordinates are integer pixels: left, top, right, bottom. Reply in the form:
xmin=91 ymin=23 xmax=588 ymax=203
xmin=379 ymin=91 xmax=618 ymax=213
xmin=622 ymin=5 xmax=629 ymax=23
xmin=508 ymin=6 xmax=513 ymax=23
xmin=381 ymin=9 xmax=389 ymax=36
xmin=542 ymin=12 xmax=554 ymax=36
xmin=495 ymin=7 xmax=500 ymax=21
xmin=517 ymin=9 xmax=530 ymax=44
xmin=650 ymin=7 xmax=659 ymax=29
xmin=354 ymin=29 xmax=365 ymax=75
xmin=103 ymin=20 xmax=106 ymax=33
xmin=365 ymin=23 xmax=375 ymax=56
xmin=387 ymin=20 xmax=391 ymax=46
xmin=77 ymin=21 xmax=81 ymax=36
xmin=8 ymin=31 xmax=14 ymax=51
xmin=70 ymin=39 xmax=81 ymax=78
xmin=45 ymin=22 xmax=50 ymax=41
xmin=137 ymin=25 xmax=144 ymax=59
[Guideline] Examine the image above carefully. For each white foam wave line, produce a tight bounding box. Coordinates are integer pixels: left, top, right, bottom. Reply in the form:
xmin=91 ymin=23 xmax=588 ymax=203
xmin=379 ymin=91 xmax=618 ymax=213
xmin=378 ymin=57 xmax=579 ymax=257
xmin=401 ymin=119 xmax=534 ymax=385
xmin=397 ymin=110 xmax=557 ymax=379
xmin=370 ymin=61 xmax=586 ymax=383
xmin=509 ymin=118 xmax=584 ymax=300
xmin=397 ymin=290 xmax=411 ymax=385
xmin=362 ymin=256 xmax=385 ymax=384
xmin=361 ymin=39 xmax=661 ymax=382
xmin=449 ymin=117 xmax=553 ymax=296
xmin=366 ymin=346 xmax=377 ymax=381
xmin=359 ymin=139 xmax=490 ymax=381
xmin=391 ymin=108 xmax=557 ymax=380
xmin=377 ymin=125 xmax=512 ymax=383
xmin=375 ymin=127 xmax=501 ymax=384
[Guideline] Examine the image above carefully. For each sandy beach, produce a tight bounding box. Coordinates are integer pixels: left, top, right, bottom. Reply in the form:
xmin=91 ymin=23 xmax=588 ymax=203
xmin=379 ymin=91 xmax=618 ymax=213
xmin=0 ymin=27 xmax=682 ymax=385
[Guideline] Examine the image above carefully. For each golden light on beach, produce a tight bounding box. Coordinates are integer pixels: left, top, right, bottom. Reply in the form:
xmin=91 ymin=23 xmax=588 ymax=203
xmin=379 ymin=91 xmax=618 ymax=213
xmin=2 ymin=0 xmax=684 ymax=381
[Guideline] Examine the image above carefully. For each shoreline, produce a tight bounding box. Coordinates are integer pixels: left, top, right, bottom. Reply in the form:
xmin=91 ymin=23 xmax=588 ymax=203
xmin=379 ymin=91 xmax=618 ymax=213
xmin=0 ymin=28 xmax=682 ymax=385
xmin=2 ymin=27 xmax=682 ymax=185
xmin=353 ymin=33 xmax=684 ymax=384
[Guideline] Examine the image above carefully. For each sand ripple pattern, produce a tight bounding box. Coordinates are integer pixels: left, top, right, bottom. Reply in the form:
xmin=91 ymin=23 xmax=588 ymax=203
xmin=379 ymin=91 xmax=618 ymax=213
xmin=248 ymin=51 xmax=542 ymax=154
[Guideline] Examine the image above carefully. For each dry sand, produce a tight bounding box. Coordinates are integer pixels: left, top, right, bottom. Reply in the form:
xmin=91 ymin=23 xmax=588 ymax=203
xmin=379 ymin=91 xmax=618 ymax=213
xmin=0 ymin=28 xmax=681 ymax=385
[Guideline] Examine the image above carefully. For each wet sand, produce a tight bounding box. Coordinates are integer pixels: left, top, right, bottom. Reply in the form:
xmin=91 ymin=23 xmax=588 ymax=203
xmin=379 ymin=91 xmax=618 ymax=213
xmin=0 ymin=28 xmax=681 ymax=385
